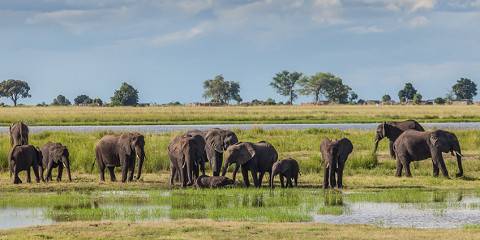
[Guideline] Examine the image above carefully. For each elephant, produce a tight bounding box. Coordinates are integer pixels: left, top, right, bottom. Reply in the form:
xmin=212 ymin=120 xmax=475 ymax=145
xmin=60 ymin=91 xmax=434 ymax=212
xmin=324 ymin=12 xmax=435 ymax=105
xmin=9 ymin=122 xmax=29 ymax=146
xmin=186 ymin=128 xmax=238 ymax=176
xmin=8 ymin=145 xmax=42 ymax=184
xmin=222 ymin=141 xmax=278 ymax=188
xmin=393 ymin=129 xmax=463 ymax=178
xmin=194 ymin=175 xmax=235 ymax=188
xmin=168 ymin=133 xmax=207 ymax=187
xmin=270 ymin=158 xmax=300 ymax=188
xmin=374 ymin=120 xmax=425 ymax=158
xmin=320 ymin=138 xmax=353 ymax=189
xmin=40 ymin=142 xmax=72 ymax=182
xmin=94 ymin=132 xmax=145 ymax=182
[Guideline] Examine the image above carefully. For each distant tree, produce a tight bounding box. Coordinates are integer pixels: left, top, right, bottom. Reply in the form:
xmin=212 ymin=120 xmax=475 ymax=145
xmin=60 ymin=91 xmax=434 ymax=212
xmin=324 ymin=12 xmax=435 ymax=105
xmin=52 ymin=95 xmax=71 ymax=106
xmin=349 ymin=91 xmax=358 ymax=104
xmin=357 ymin=99 xmax=365 ymax=105
xmin=92 ymin=98 xmax=103 ymax=106
xmin=265 ymin=98 xmax=276 ymax=105
xmin=322 ymin=78 xmax=351 ymax=104
xmin=413 ymin=93 xmax=423 ymax=104
xmin=203 ymin=75 xmax=242 ymax=104
xmin=381 ymin=94 xmax=391 ymax=102
xmin=74 ymin=95 xmax=93 ymax=105
xmin=452 ymin=78 xmax=477 ymax=100
xmin=0 ymin=79 xmax=31 ymax=106
xmin=299 ymin=72 xmax=336 ymax=103
xmin=111 ymin=82 xmax=139 ymax=106
xmin=270 ymin=71 xmax=303 ymax=105
xmin=398 ymin=83 xmax=417 ymax=102
xmin=434 ymin=97 xmax=446 ymax=105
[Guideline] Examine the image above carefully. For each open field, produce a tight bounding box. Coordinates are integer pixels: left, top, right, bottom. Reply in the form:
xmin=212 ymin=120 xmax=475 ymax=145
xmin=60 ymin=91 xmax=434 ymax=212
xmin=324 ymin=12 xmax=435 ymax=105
xmin=2 ymin=105 xmax=480 ymax=125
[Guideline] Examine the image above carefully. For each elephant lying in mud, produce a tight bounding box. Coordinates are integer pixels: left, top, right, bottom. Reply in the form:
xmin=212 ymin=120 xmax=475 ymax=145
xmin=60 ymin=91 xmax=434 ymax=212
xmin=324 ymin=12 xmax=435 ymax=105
xmin=374 ymin=120 xmax=425 ymax=158
xmin=9 ymin=145 xmax=42 ymax=184
xmin=270 ymin=158 xmax=300 ymax=188
xmin=195 ymin=175 xmax=235 ymax=188
xmin=393 ymin=129 xmax=463 ymax=178
xmin=40 ymin=142 xmax=72 ymax=182
xmin=321 ymin=138 xmax=353 ymax=189
xmin=168 ymin=133 xmax=207 ymax=187
xmin=9 ymin=122 xmax=29 ymax=146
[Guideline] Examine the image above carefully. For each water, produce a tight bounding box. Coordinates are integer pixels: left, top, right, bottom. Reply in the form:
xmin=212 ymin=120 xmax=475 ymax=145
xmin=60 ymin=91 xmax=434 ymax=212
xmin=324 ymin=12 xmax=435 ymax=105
xmin=0 ymin=122 xmax=480 ymax=133
xmin=2 ymin=189 xmax=480 ymax=230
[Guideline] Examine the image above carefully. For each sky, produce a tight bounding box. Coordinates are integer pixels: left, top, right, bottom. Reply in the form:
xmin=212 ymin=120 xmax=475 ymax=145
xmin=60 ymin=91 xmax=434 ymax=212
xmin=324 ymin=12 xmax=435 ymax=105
xmin=1 ymin=0 xmax=480 ymax=104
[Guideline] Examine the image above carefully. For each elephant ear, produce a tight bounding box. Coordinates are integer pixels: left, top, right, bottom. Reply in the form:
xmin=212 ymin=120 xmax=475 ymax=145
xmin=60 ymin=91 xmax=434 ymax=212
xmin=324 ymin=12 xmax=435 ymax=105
xmin=237 ymin=143 xmax=255 ymax=165
xmin=120 ymin=134 xmax=133 ymax=156
xmin=206 ymin=131 xmax=223 ymax=153
xmin=382 ymin=122 xmax=387 ymax=137
xmin=430 ymin=133 xmax=440 ymax=148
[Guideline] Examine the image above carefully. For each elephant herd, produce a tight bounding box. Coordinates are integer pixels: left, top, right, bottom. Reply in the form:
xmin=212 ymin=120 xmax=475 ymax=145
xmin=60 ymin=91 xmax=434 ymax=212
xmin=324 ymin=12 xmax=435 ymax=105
xmin=6 ymin=119 xmax=465 ymax=188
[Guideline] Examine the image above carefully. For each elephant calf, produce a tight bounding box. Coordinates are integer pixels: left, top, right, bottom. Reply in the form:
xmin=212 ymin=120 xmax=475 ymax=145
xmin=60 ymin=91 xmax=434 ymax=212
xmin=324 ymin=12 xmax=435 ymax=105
xmin=40 ymin=142 xmax=72 ymax=182
xmin=195 ymin=175 xmax=235 ymax=188
xmin=270 ymin=158 xmax=300 ymax=188
xmin=320 ymin=138 xmax=353 ymax=189
xmin=9 ymin=145 xmax=42 ymax=184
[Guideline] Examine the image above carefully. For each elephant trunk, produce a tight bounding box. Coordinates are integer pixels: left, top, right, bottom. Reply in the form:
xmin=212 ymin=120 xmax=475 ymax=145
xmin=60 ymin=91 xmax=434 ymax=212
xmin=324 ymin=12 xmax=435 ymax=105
xmin=221 ymin=162 xmax=229 ymax=177
xmin=135 ymin=146 xmax=145 ymax=180
xmin=63 ymin=156 xmax=72 ymax=182
xmin=270 ymin=166 xmax=278 ymax=189
xmin=373 ymin=139 xmax=379 ymax=153
xmin=453 ymin=144 xmax=463 ymax=177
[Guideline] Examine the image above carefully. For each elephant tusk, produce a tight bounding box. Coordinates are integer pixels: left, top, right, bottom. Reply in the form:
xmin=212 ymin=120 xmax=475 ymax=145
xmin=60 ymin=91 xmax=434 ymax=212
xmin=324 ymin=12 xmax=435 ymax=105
xmin=63 ymin=162 xmax=67 ymax=168
xmin=454 ymin=151 xmax=464 ymax=157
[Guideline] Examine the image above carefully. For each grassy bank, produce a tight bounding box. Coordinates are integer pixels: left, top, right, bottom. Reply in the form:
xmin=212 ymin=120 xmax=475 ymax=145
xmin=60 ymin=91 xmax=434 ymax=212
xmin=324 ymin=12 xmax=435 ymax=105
xmin=2 ymin=105 xmax=480 ymax=125
xmin=2 ymin=220 xmax=480 ymax=240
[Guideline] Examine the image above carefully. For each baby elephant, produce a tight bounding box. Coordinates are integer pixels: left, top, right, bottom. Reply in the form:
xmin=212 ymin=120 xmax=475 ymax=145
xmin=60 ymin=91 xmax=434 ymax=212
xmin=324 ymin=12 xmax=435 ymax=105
xmin=8 ymin=145 xmax=42 ymax=184
xmin=320 ymin=138 xmax=353 ymax=189
xmin=195 ymin=175 xmax=235 ymax=188
xmin=270 ymin=158 xmax=300 ymax=188
xmin=40 ymin=142 xmax=72 ymax=182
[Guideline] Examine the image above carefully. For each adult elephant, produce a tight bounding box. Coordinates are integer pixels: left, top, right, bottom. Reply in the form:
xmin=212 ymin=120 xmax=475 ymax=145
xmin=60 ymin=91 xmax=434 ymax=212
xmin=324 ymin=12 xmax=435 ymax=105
xmin=168 ymin=133 xmax=206 ymax=187
xmin=9 ymin=122 xmax=29 ymax=146
xmin=374 ymin=120 xmax=424 ymax=158
xmin=320 ymin=138 xmax=353 ymax=189
xmin=9 ymin=145 xmax=41 ymax=184
xmin=393 ymin=129 xmax=463 ymax=178
xmin=222 ymin=141 xmax=278 ymax=188
xmin=186 ymin=128 xmax=238 ymax=176
xmin=40 ymin=142 xmax=72 ymax=182
xmin=94 ymin=132 xmax=145 ymax=182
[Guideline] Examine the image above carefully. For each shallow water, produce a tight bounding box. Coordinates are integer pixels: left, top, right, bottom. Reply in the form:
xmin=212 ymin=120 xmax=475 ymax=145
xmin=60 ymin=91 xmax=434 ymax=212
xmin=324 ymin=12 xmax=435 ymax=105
xmin=0 ymin=122 xmax=480 ymax=133
xmin=2 ymin=189 xmax=480 ymax=230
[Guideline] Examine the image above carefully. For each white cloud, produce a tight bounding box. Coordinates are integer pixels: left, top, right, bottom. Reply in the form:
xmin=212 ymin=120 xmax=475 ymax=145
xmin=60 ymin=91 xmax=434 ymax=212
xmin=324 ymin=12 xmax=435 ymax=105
xmin=150 ymin=23 xmax=210 ymax=47
xmin=347 ymin=25 xmax=384 ymax=33
xmin=408 ymin=16 xmax=429 ymax=27
xmin=385 ymin=0 xmax=436 ymax=12
xmin=311 ymin=0 xmax=345 ymax=24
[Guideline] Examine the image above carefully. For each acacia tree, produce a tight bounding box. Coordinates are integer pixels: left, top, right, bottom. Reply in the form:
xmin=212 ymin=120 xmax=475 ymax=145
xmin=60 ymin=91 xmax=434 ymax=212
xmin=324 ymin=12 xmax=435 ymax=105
xmin=323 ymin=78 xmax=351 ymax=104
xmin=203 ymin=75 xmax=242 ymax=104
xmin=270 ymin=71 xmax=303 ymax=104
xmin=452 ymin=78 xmax=477 ymax=100
xmin=0 ymin=79 xmax=31 ymax=106
xmin=111 ymin=82 xmax=139 ymax=106
xmin=398 ymin=83 xmax=417 ymax=102
xmin=299 ymin=72 xmax=337 ymax=103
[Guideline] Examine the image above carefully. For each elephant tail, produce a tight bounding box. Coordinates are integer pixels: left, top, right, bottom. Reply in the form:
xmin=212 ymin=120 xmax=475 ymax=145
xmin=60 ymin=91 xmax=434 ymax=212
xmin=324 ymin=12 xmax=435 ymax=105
xmin=92 ymin=148 xmax=100 ymax=173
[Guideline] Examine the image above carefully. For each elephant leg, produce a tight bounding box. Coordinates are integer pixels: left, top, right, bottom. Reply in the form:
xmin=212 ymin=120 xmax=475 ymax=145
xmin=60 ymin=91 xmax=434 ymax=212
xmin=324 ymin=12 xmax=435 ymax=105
xmin=46 ymin=161 xmax=54 ymax=182
xmin=121 ymin=163 xmax=129 ymax=183
xmin=251 ymin=169 xmax=260 ymax=188
xmin=323 ymin=166 xmax=330 ymax=189
xmin=329 ymin=166 xmax=336 ymax=188
xmin=258 ymin=171 xmax=265 ymax=187
xmin=26 ymin=167 xmax=32 ymax=183
xmin=280 ymin=174 xmax=285 ymax=188
xmin=241 ymin=166 xmax=250 ymax=187
xmin=180 ymin=167 xmax=187 ymax=188
xmin=438 ymin=158 xmax=449 ymax=178
xmin=268 ymin=171 xmax=273 ymax=188
xmin=33 ymin=163 xmax=40 ymax=183
xmin=128 ymin=158 xmax=135 ymax=182
xmin=294 ymin=174 xmax=298 ymax=187
xmin=286 ymin=176 xmax=293 ymax=188
xmin=403 ymin=160 xmax=412 ymax=177
xmin=99 ymin=164 xmax=106 ymax=182
xmin=57 ymin=165 xmax=63 ymax=182
xmin=337 ymin=162 xmax=345 ymax=189
xmin=232 ymin=164 xmax=240 ymax=182
xmin=395 ymin=158 xmax=403 ymax=177
xmin=108 ymin=167 xmax=116 ymax=182
xmin=39 ymin=165 xmax=44 ymax=182
xmin=389 ymin=140 xmax=396 ymax=159
xmin=169 ymin=166 xmax=176 ymax=186
xmin=13 ymin=167 xmax=22 ymax=184
xmin=432 ymin=159 xmax=439 ymax=177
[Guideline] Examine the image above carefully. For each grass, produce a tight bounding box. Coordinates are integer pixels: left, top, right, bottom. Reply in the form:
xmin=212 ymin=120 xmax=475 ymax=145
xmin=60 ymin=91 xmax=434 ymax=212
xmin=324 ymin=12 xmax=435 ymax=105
xmin=3 ymin=105 xmax=480 ymax=125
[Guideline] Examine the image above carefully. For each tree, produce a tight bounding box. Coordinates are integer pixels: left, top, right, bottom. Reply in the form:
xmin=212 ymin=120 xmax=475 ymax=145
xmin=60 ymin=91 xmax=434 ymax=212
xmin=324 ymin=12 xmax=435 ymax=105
xmin=52 ymin=95 xmax=71 ymax=106
xmin=452 ymin=78 xmax=477 ymax=100
xmin=323 ymin=78 xmax=351 ymax=103
xmin=0 ymin=79 xmax=31 ymax=106
xmin=434 ymin=97 xmax=446 ymax=105
xmin=299 ymin=72 xmax=336 ymax=103
xmin=111 ymin=82 xmax=139 ymax=106
xmin=74 ymin=95 xmax=93 ymax=105
xmin=349 ymin=91 xmax=358 ymax=104
xmin=203 ymin=75 xmax=242 ymax=104
xmin=413 ymin=93 xmax=422 ymax=104
xmin=382 ymin=94 xmax=391 ymax=102
xmin=92 ymin=98 xmax=103 ymax=106
xmin=270 ymin=71 xmax=303 ymax=104
xmin=398 ymin=83 xmax=417 ymax=102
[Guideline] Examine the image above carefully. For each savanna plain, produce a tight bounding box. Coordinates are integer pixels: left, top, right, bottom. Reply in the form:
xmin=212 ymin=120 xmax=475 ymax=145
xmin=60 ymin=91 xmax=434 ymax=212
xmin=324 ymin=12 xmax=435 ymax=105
xmin=2 ymin=106 xmax=480 ymax=239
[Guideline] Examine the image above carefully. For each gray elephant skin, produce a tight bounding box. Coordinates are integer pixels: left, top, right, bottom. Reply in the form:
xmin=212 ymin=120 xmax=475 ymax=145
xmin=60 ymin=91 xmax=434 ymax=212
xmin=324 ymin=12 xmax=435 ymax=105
xmin=168 ymin=133 xmax=206 ymax=187
xmin=195 ymin=175 xmax=235 ymax=188
xmin=186 ymin=128 xmax=238 ymax=176
xmin=321 ymin=138 xmax=353 ymax=189
xmin=8 ymin=145 xmax=42 ymax=184
xmin=374 ymin=120 xmax=425 ymax=158
xmin=393 ymin=129 xmax=463 ymax=178
xmin=9 ymin=122 xmax=29 ymax=146
xmin=94 ymin=132 xmax=145 ymax=182
xmin=222 ymin=141 xmax=278 ymax=188
xmin=270 ymin=158 xmax=299 ymax=188
xmin=40 ymin=142 xmax=72 ymax=182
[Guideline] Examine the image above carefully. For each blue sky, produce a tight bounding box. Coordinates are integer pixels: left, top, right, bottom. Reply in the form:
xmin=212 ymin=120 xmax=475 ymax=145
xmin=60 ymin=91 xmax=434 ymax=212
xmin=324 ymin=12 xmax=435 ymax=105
xmin=1 ymin=0 xmax=480 ymax=104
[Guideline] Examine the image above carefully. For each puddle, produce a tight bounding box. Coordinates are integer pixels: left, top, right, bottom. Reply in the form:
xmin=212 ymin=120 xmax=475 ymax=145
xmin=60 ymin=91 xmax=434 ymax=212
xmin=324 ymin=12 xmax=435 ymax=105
xmin=2 ymin=189 xmax=480 ymax=229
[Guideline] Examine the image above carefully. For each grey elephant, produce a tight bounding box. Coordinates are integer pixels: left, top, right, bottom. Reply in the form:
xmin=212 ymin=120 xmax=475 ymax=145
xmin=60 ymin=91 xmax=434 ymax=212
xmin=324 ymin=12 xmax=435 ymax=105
xmin=40 ymin=142 xmax=72 ymax=182
xmin=8 ymin=145 xmax=42 ymax=184
xmin=222 ymin=141 xmax=278 ymax=188
xmin=270 ymin=158 xmax=300 ymax=188
xmin=320 ymin=138 xmax=353 ymax=189
xmin=393 ymin=129 xmax=463 ymax=178
xmin=186 ymin=128 xmax=238 ymax=176
xmin=168 ymin=133 xmax=207 ymax=187
xmin=374 ymin=120 xmax=424 ymax=158
xmin=9 ymin=122 xmax=29 ymax=146
xmin=195 ymin=175 xmax=235 ymax=188
xmin=94 ymin=132 xmax=145 ymax=182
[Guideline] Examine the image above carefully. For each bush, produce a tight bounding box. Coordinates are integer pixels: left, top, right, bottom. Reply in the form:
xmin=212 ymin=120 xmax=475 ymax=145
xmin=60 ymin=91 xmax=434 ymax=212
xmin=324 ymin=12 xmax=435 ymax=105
xmin=434 ymin=97 xmax=446 ymax=105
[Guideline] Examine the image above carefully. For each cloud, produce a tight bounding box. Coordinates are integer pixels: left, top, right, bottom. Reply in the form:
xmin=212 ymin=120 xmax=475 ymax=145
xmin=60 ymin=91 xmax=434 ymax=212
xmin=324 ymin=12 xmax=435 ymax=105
xmin=311 ymin=0 xmax=345 ymax=24
xmin=384 ymin=0 xmax=436 ymax=12
xmin=408 ymin=16 xmax=429 ymax=27
xmin=347 ymin=25 xmax=384 ymax=33
xmin=149 ymin=23 xmax=210 ymax=47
